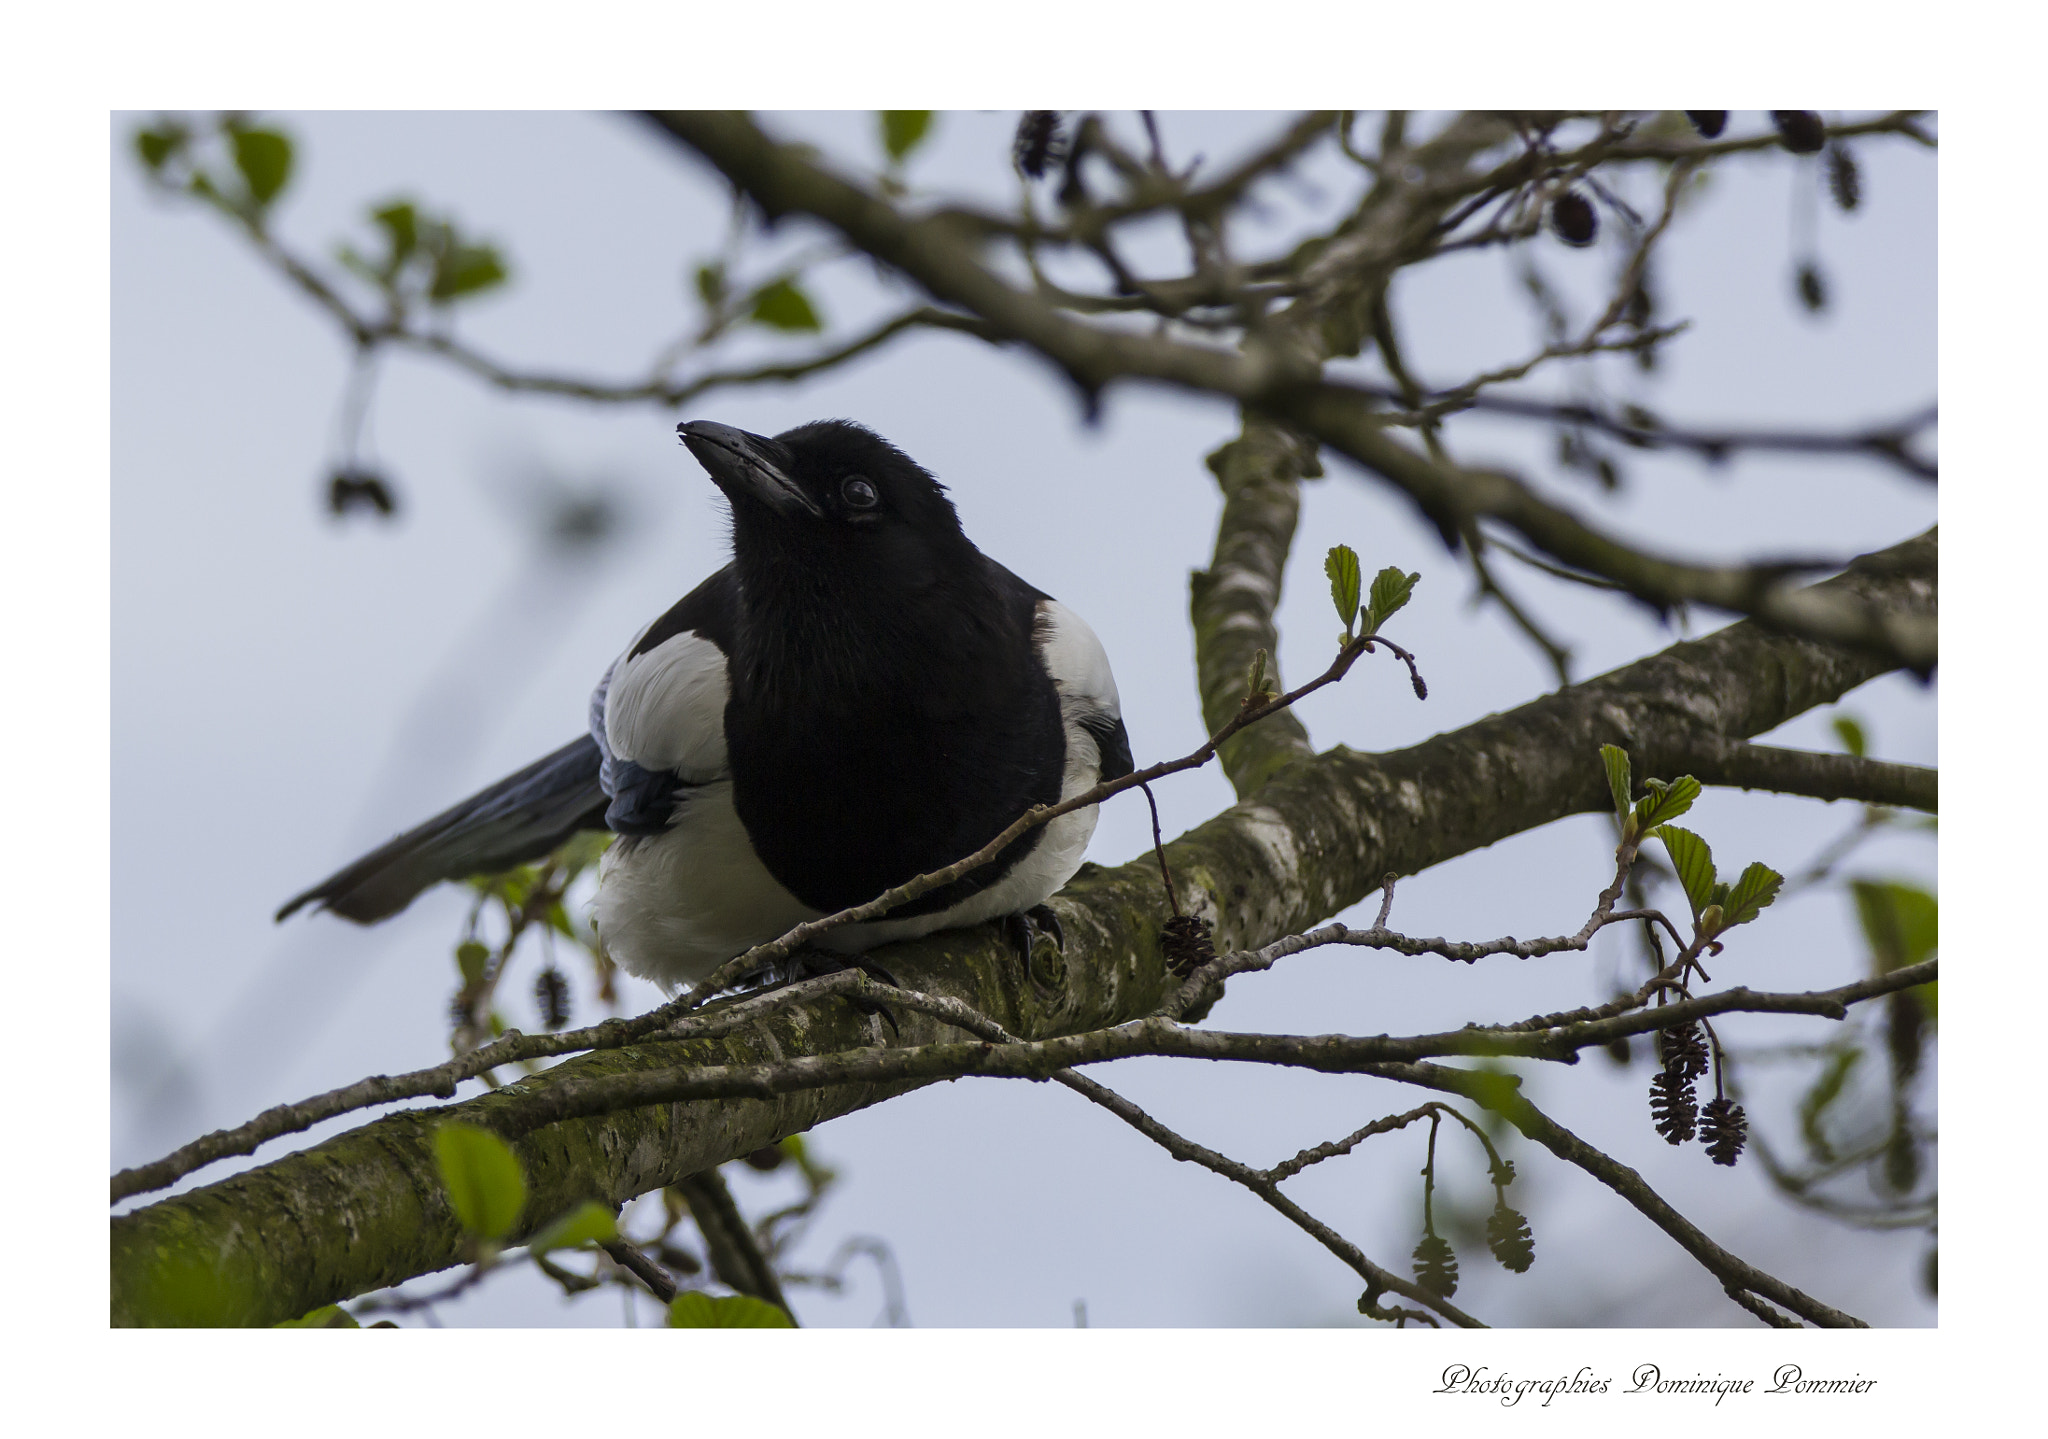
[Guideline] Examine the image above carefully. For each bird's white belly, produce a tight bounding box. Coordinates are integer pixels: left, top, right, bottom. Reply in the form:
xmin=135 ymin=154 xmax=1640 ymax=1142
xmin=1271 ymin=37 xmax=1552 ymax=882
xmin=595 ymin=781 xmax=821 ymax=992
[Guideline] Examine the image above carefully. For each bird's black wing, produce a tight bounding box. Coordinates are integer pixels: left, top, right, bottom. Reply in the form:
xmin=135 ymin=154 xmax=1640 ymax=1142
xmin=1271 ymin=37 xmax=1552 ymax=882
xmin=274 ymin=735 xmax=608 ymax=924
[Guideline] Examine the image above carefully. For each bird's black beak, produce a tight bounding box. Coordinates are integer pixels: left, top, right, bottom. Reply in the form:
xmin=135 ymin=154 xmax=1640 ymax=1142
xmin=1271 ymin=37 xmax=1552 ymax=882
xmin=677 ymin=420 xmax=821 ymax=518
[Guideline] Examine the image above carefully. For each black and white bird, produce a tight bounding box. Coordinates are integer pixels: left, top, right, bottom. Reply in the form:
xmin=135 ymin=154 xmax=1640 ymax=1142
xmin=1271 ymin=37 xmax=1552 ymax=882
xmin=278 ymin=419 xmax=1133 ymax=993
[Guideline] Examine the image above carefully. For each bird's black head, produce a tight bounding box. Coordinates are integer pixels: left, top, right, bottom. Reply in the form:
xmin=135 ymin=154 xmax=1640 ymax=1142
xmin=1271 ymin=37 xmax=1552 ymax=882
xmin=678 ymin=418 xmax=973 ymax=586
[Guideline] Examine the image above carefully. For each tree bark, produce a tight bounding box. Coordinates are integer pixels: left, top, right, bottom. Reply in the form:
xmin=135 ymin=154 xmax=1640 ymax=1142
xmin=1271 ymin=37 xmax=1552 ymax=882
xmin=110 ymin=530 xmax=1934 ymax=1326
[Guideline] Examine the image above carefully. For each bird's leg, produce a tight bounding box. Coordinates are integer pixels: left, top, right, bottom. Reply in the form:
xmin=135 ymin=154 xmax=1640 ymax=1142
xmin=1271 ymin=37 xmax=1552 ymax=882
xmin=1004 ymin=904 xmax=1067 ymax=993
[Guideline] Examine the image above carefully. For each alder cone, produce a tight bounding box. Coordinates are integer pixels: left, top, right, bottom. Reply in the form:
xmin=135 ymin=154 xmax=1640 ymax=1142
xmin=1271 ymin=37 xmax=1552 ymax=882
xmin=1551 ymin=191 xmax=1598 ymax=247
xmin=1412 ymin=1233 xmax=1459 ymax=1298
xmin=1771 ymin=110 xmax=1827 ymax=154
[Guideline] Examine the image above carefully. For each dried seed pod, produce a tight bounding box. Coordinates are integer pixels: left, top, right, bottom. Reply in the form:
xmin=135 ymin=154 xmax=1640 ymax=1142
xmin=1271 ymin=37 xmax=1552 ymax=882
xmin=1486 ymin=1201 xmax=1535 ymax=1273
xmin=534 ymin=965 xmax=571 ymax=1031
xmin=1827 ymin=143 xmax=1862 ymax=212
xmin=1550 ymin=190 xmax=1598 ymax=247
xmin=1771 ymin=110 xmax=1827 ymax=154
xmin=1701 ymin=1096 xmax=1749 ymax=1166
xmin=1161 ymin=914 xmax=1217 ymax=978
xmin=327 ymin=467 xmax=397 ymax=519
xmin=1684 ymin=111 xmax=1728 ymax=138
xmin=1411 ymin=1233 xmax=1459 ymax=1298
xmin=1658 ymin=1020 xmax=1709 ymax=1079
xmin=1013 ymin=111 xmax=1065 ymax=180
xmin=1650 ymin=1068 xmax=1699 ymax=1145
xmin=1796 ymin=262 xmax=1828 ymax=313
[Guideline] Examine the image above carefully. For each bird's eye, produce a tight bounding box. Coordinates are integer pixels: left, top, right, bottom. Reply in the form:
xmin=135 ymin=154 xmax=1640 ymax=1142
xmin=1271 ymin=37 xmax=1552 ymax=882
xmin=842 ymin=476 xmax=878 ymax=508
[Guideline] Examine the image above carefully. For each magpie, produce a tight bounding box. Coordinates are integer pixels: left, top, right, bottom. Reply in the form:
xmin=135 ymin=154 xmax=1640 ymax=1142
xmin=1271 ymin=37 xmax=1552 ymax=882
xmin=277 ymin=419 xmax=1134 ymax=993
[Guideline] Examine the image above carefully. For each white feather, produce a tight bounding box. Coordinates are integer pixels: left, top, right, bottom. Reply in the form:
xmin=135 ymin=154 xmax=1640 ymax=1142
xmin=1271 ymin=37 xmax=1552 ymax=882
xmin=603 ymin=630 xmax=730 ymax=781
xmin=1036 ymin=598 xmax=1122 ymax=723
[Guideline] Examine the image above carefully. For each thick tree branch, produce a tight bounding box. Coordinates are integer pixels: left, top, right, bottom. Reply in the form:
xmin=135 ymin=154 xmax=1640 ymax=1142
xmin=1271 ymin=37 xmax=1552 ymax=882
xmin=110 ymin=534 xmax=1933 ymax=1325
xmin=1190 ymin=418 xmax=1320 ymax=794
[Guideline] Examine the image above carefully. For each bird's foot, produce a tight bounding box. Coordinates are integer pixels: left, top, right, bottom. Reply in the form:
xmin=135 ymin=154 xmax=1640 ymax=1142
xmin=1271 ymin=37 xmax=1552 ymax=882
xmin=724 ymin=948 xmax=902 ymax=1037
xmin=1004 ymin=904 xmax=1067 ymax=993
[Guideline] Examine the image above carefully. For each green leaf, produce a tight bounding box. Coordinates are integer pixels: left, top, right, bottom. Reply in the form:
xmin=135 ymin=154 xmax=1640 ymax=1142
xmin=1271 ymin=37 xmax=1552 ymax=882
xmin=275 ymin=1304 xmax=360 ymax=1328
xmin=1720 ymin=861 xmax=1784 ymax=928
xmin=1244 ymin=646 xmax=1270 ymax=701
xmin=135 ymin=125 xmax=183 ymax=170
xmin=371 ymin=201 xmax=418 ymax=268
xmin=667 ymin=1292 xmax=795 ymax=1328
xmin=433 ymin=1122 xmax=527 ymax=1241
xmin=1798 ymin=1047 xmax=1863 ymax=1163
xmin=747 ymin=277 xmax=822 ymax=333
xmin=527 ymin=1200 xmax=618 ymax=1255
xmin=879 ymin=110 xmax=934 ymax=163
xmin=1324 ymin=545 xmax=1362 ymax=635
xmin=694 ymin=260 xmax=728 ymax=307
xmin=231 ymin=127 xmax=293 ymax=207
xmin=1831 ymin=714 xmax=1868 ymax=758
xmin=430 ymin=243 xmax=508 ymax=302
xmin=1633 ymin=774 xmax=1701 ymax=828
xmin=1654 ymin=825 xmax=1716 ymax=918
xmin=1600 ymin=745 xmax=1633 ymax=821
xmin=455 ymin=940 xmax=491 ymax=988
xmin=1364 ymin=566 xmax=1419 ymax=633
xmin=1850 ymin=880 xmax=1938 ymax=974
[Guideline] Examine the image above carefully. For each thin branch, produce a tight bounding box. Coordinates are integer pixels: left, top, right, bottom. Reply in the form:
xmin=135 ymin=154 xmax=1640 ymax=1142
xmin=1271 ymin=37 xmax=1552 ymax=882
xmin=402 ymin=306 xmax=1003 ymax=407
xmin=479 ymin=963 xmax=1936 ymax=1132
xmin=1381 ymin=392 xmax=1938 ymax=484
xmin=599 ymin=1239 xmax=679 ymax=1304
xmin=1263 ymin=1105 xmax=1442 ymax=1183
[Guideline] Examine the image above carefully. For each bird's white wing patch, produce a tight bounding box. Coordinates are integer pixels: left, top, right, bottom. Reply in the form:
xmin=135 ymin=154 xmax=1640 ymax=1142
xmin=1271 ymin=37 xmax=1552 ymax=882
xmin=1035 ymin=599 xmax=1122 ymax=722
xmin=603 ymin=630 xmax=730 ymax=782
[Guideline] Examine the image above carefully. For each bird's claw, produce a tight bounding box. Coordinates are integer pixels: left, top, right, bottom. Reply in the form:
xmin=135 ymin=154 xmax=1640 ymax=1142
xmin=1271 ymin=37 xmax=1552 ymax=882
xmin=1005 ymin=904 xmax=1067 ymax=993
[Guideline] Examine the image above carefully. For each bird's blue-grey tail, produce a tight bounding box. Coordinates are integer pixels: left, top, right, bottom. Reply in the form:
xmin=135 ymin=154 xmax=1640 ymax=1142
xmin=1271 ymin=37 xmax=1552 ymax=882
xmin=275 ymin=735 xmax=609 ymax=924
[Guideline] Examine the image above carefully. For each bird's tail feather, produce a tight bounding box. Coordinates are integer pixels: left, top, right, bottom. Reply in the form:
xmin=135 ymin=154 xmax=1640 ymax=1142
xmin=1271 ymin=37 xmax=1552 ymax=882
xmin=275 ymin=735 xmax=609 ymax=924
